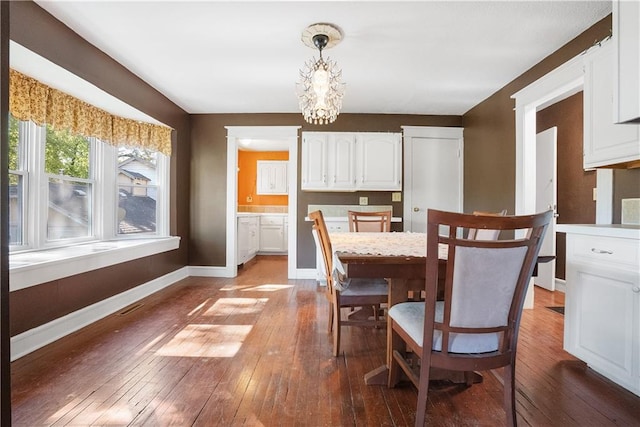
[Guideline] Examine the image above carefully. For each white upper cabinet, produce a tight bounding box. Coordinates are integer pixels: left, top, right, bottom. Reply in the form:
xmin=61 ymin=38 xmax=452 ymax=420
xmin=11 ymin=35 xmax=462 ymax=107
xmin=357 ymin=132 xmax=402 ymax=190
xmin=613 ymin=0 xmax=640 ymax=124
xmin=257 ymin=160 xmax=288 ymax=195
xmin=583 ymin=40 xmax=640 ymax=169
xmin=301 ymin=131 xmax=401 ymax=191
xmin=301 ymin=133 xmax=328 ymax=189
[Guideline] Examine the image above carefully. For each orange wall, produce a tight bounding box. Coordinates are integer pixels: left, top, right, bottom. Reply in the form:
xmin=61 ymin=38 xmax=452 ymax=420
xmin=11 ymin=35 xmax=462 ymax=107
xmin=238 ymin=150 xmax=289 ymax=206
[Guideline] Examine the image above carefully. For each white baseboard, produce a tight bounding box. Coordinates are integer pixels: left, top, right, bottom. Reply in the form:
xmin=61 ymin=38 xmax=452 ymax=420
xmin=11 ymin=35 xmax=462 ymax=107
xmin=294 ymin=268 xmax=317 ymax=280
xmin=555 ymin=278 xmax=566 ymax=293
xmin=188 ymin=265 xmax=235 ymax=277
xmin=10 ymin=266 xmax=189 ymax=361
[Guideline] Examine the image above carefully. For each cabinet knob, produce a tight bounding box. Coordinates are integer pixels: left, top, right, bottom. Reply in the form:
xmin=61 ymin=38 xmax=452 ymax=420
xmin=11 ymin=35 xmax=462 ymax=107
xmin=633 ymin=286 xmax=640 ymax=293
xmin=413 ymin=207 xmax=420 ymax=212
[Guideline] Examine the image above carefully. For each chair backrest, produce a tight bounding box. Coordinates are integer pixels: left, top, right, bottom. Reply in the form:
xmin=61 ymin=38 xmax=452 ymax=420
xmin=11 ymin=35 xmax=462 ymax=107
xmin=348 ymin=210 xmax=392 ymax=232
xmin=424 ymin=209 xmax=552 ymax=358
xmin=309 ymin=210 xmax=335 ymax=294
xmin=467 ymin=209 xmax=508 ymax=240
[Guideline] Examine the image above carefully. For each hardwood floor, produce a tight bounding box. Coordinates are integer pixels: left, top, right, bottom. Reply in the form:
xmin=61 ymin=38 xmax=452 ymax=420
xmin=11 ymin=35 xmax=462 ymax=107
xmin=11 ymin=256 xmax=639 ymax=426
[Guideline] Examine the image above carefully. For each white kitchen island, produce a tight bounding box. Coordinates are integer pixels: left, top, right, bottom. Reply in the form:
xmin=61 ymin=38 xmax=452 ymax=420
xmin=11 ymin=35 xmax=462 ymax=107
xmin=557 ymin=224 xmax=640 ymax=396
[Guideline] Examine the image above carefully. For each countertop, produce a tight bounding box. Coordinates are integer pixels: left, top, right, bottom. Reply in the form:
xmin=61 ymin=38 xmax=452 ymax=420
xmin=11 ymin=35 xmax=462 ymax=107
xmin=304 ymin=216 xmax=402 ymax=222
xmin=237 ymin=212 xmax=287 ymax=217
xmin=556 ymin=224 xmax=640 ymax=239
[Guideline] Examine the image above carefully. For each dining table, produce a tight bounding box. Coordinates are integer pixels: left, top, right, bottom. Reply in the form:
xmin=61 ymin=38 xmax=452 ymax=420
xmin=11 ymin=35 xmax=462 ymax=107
xmin=331 ymin=231 xmax=448 ymax=385
xmin=331 ymin=231 xmax=553 ymax=386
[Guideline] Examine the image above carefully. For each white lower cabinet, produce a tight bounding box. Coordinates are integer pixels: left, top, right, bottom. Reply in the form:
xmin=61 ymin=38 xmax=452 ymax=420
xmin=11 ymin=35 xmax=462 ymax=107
xmin=563 ymin=231 xmax=640 ymax=396
xmin=237 ymin=215 xmax=259 ymax=265
xmin=259 ymin=215 xmax=287 ymax=253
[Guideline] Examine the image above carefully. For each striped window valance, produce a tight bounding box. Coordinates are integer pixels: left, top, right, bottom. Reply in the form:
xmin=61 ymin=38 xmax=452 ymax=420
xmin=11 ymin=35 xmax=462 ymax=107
xmin=9 ymin=69 xmax=172 ymax=156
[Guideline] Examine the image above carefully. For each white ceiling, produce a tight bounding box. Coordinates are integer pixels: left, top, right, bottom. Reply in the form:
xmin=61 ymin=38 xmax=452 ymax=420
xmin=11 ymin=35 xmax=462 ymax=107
xmin=31 ymin=0 xmax=611 ymax=120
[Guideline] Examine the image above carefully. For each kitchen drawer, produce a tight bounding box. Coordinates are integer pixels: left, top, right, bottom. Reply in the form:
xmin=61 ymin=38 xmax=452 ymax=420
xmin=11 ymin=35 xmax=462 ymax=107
xmin=568 ymin=234 xmax=639 ymax=269
xmin=260 ymin=215 xmax=284 ymax=226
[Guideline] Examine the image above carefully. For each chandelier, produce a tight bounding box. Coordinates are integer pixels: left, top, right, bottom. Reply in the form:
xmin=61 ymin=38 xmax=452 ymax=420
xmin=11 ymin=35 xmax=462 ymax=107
xmin=296 ymin=23 xmax=345 ymax=125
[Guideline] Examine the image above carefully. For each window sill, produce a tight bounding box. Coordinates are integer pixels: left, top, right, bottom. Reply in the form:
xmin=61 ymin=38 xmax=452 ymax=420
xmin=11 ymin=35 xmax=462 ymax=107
xmin=9 ymin=236 xmax=181 ymax=291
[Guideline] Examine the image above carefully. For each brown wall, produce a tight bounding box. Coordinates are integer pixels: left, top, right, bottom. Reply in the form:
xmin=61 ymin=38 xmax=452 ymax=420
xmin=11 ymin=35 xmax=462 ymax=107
xmin=462 ymin=16 xmax=612 ymax=216
xmin=8 ymin=2 xmax=191 ymax=335
xmin=536 ymin=92 xmax=596 ymax=280
xmin=190 ymin=113 xmax=462 ymax=268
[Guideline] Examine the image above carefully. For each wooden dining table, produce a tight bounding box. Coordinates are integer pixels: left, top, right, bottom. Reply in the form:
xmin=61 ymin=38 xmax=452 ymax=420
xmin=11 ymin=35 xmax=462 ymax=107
xmin=331 ymin=232 xmax=440 ymax=385
xmin=331 ymin=231 xmax=553 ymax=386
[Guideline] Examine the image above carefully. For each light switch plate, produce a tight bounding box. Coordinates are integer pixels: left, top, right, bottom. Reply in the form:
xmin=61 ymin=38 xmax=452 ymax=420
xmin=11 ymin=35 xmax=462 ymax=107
xmin=359 ymin=197 xmax=368 ymax=205
xmin=392 ymin=192 xmax=402 ymax=202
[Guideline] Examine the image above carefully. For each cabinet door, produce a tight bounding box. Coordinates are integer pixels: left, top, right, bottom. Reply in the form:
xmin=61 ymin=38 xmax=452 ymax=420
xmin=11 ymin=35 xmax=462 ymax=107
xmin=357 ymin=133 xmax=402 ymax=190
xmin=248 ymin=218 xmax=259 ymax=256
xmin=328 ymin=133 xmax=357 ymax=190
xmin=584 ymin=41 xmax=640 ymax=168
xmin=613 ymin=0 xmax=640 ymax=124
xmin=301 ymin=133 xmax=328 ymax=190
xmin=237 ymin=218 xmax=250 ymax=264
xmin=260 ymin=225 xmax=284 ymax=252
xmin=565 ymin=261 xmax=639 ymax=394
xmin=257 ymin=161 xmax=288 ymax=194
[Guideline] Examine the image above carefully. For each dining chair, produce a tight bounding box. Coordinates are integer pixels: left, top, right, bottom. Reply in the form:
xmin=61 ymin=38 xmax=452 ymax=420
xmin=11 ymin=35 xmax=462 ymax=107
xmin=388 ymin=208 xmax=552 ymax=427
xmin=347 ymin=210 xmax=392 ymax=232
xmin=468 ymin=209 xmax=508 ymax=240
xmin=309 ymin=210 xmax=389 ymax=357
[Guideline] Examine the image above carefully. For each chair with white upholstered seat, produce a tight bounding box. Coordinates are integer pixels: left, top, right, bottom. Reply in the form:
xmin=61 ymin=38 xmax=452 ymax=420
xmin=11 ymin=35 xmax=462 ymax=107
xmin=309 ymin=210 xmax=389 ymax=357
xmin=388 ymin=208 xmax=552 ymax=427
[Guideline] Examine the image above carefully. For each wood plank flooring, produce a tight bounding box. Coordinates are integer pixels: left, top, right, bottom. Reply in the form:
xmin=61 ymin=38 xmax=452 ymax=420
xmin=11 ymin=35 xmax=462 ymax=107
xmin=11 ymin=256 xmax=640 ymax=426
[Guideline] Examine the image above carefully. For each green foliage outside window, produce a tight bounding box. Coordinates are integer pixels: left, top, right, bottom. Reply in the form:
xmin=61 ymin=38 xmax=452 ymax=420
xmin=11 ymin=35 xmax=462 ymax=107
xmin=45 ymin=126 xmax=90 ymax=179
xmin=9 ymin=115 xmax=19 ymax=171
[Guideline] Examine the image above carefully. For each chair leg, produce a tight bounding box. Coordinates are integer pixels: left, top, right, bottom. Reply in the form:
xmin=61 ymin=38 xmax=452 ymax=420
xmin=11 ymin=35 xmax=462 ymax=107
xmin=504 ymin=363 xmax=517 ymax=427
xmin=388 ymin=324 xmax=403 ymax=387
xmin=332 ymin=306 xmax=341 ymax=357
xmin=414 ymin=369 xmax=430 ymax=427
xmin=327 ymin=303 xmax=334 ymax=333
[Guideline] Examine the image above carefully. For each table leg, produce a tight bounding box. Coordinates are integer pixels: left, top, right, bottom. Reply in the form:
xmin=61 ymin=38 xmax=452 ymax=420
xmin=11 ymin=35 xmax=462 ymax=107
xmin=364 ymin=277 xmax=418 ymax=386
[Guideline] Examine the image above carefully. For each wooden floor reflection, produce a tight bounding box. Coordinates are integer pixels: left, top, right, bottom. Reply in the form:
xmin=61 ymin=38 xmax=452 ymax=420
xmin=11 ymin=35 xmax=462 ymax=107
xmin=11 ymin=256 xmax=639 ymax=426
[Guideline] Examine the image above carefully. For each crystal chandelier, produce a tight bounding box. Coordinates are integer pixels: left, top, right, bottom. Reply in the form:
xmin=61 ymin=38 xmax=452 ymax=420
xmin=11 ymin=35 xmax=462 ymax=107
xmin=296 ymin=23 xmax=345 ymax=125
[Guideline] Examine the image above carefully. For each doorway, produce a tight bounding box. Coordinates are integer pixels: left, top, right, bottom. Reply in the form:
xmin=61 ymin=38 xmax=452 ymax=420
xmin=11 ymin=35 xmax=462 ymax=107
xmin=225 ymin=126 xmax=300 ymax=279
xmin=535 ymin=127 xmax=558 ymax=291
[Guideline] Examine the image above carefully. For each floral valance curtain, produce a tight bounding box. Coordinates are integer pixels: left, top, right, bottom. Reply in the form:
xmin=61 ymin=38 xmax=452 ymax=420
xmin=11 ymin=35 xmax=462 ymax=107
xmin=9 ymin=69 xmax=172 ymax=156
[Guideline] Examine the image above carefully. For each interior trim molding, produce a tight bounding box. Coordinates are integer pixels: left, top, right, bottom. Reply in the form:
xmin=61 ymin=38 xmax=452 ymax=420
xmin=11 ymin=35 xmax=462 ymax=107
xmin=10 ymin=266 xmax=189 ymax=361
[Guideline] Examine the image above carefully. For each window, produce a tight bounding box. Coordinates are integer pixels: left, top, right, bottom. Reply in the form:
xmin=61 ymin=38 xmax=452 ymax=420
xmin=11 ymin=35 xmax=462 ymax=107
xmin=45 ymin=126 xmax=93 ymax=241
xmin=9 ymin=116 xmax=170 ymax=252
xmin=117 ymin=147 xmax=160 ymax=235
xmin=8 ymin=116 xmax=24 ymax=246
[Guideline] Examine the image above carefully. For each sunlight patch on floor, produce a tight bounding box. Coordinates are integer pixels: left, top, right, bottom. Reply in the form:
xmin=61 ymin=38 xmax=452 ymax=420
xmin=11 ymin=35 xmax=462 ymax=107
xmin=204 ymin=297 xmax=268 ymax=316
xmin=241 ymin=283 xmax=294 ymax=292
xmin=156 ymin=324 xmax=253 ymax=358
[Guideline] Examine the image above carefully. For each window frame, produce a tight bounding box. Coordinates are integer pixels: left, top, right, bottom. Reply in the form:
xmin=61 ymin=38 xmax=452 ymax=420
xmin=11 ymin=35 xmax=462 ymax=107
xmin=9 ymin=118 xmax=171 ymax=254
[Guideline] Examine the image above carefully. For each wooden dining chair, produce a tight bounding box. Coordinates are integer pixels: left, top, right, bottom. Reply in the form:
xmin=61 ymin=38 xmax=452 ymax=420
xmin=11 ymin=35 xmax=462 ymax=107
xmin=309 ymin=210 xmax=389 ymax=357
xmin=348 ymin=210 xmax=392 ymax=232
xmin=468 ymin=209 xmax=508 ymax=240
xmin=388 ymin=208 xmax=552 ymax=427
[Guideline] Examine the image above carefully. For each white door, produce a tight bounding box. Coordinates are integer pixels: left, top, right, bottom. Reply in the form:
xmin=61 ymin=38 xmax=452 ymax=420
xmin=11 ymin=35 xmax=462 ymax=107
xmin=404 ymin=127 xmax=463 ymax=232
xmin=535 ymin=127 xmax=557 ymax=291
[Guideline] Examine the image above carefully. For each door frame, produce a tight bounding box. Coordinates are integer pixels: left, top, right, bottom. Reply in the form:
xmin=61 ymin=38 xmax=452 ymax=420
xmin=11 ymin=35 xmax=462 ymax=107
xmin=513 ymin=48 xmax=613 ymax=306
xmin=226 ymin=126 xmax=300 ymax=278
